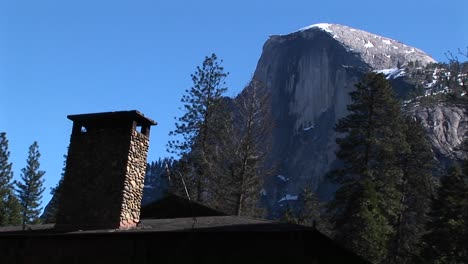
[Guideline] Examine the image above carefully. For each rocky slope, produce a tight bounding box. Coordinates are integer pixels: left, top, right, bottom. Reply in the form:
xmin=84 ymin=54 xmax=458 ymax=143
xmin=295 ymin=23 xmax=435 ymax=69
xmin=406 ymin=101 xmax=468 ymax=163
xmin=251 ymin=23 xmax=464 ymax=216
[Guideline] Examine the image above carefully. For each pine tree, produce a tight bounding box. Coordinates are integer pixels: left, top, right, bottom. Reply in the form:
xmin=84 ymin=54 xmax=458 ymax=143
xmin=350 ymin=178 xmax=391 ymax=262
xmin=167 ymin=53 xmax=230 ymax=204
xmin=299 ymin=186 xmax=321 ymax=226
xmin=463 ymin=139 xmax=468 ymax=174
xmin=142 ymin=158 xmax=174 ymax=204
xmin=280 ymin=207 xmax=300 ymax=224
xmin=0 ymin=132 xmax=21 ymax=226
xmin=389 ymin=117 xmax=435 ymax=263
xmin=166 ymin=158 xmax=194 ymax=199
xmin=4 ymin=193 xmax=21 ymax=226
xmin=42 ymin=154 xmax=66 ymax=223
xmin=421 ymin=163 xmax=468 ymax=264
xmin=296 ymin=185 xmax=333 ymax=234
xmin=15 ymin=141 xmax=45 ymax=230
xmin=328 ymin=72 xmax=405 ymax=263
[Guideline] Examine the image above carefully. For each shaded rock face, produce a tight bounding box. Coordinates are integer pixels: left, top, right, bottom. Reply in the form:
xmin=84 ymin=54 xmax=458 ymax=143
xmin=251 ymin=24 xmax=443 ymax=216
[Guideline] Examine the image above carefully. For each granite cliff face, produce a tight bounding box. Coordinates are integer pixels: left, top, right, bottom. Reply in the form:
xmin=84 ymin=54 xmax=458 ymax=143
xmin=406 ymin=102 xmax=468 ymax=163
xmin=251 ymin=23 xmax=465 ymax=216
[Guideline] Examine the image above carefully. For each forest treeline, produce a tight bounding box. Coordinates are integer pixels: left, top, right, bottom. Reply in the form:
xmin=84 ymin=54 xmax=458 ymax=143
xmin=0 ymin=135 xmax=45 ymax=230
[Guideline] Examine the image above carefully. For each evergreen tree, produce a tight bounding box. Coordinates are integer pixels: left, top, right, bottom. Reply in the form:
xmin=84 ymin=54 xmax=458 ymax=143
xmin=422 ymin=163 xmax=468 ymax=264
xmin=42 ymin=154 xmax=66 ymax=223
xmin=142 ymin=158 xmax=175 ymax=204
xmin=389 ymin=117 xmax=435 ymax=263
xmin=463 ymin=138 xmax=468 ymax=174
xmin=3 ymin=193 xmax=21 ymax=226
xmin=280 ymin=207 xmax=300 ymax=224
xmin=278 ymin=185 xmax=325 ymax=229
xmin=167 ymin=53 xmax=230 ymax=205
xmin=328 ymin=72 xmax=405 ymax=263
xmin=165 ymin=158 xmax=194 ymax=199
xmin=350 ymin=178 xmax=391 ymax=262
xmin=0 ymin=132 xmax=21 ymax=226
xmin=292 ymin=185 xmax=333 ymax=234
xmin=296 ymin=186 xmax=334 ymax=234
xmin=15 ymin=141 xmax=45 ymax=230
xmin=298 ymin=186 xmax=321 ymax=227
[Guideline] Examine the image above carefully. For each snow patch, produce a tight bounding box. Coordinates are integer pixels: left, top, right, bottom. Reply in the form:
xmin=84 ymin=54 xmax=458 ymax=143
xmin=364 ymin=40 xmax=374 ymax=48
xmin=405 ymin=48 xmax=415 ymax=54
xmin=299 ymin=23 xmax=333 ymax=33
xmin=303 ymin=125 xmax=314 ymax=131
xmin=376 ymin=68 xmax=398 ymax=75
xmin=374 ymin=68 xmax=406 ymax=79
xmin=382 ymin=39 xmax=392 ymax=45
xmin=144 ymin=185 xmax=155 ymax=189
xmin=260 ymin=188 xmax=267 ymax=196
xmin=278 ymin=195 xmax=299 ymax=203
xmin=277 ymin=175 xmax=289 ymax=181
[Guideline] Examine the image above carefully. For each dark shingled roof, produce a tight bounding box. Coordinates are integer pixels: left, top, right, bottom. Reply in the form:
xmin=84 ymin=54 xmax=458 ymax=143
xmin=0 ymin=216 xmax=370 ymax=263
xmin=0 ymin=216 xmax=293 ymax=234
xmin=0 ymin=197 xmax=371 ymax=263
xmin=140 ymin=194 xmax=226 ymax=219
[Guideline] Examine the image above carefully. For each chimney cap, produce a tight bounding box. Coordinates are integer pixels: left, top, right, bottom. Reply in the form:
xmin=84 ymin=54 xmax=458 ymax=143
xmin=67 ymin=110 xmax=157 ymax=127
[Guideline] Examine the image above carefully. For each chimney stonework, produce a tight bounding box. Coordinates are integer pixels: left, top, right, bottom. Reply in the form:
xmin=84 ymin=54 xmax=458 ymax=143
xmin=55 ymin=110 xmax=156 ymax=230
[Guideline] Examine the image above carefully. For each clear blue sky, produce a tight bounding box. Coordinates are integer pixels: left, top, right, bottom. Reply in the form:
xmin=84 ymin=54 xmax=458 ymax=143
xmin=1 ymin=0 xmax=467 ymax=209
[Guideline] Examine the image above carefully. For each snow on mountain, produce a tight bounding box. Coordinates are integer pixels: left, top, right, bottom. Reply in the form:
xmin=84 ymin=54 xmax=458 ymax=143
xmin=299 ymin=23 xmax=333 ymax=33
xmin=374 ymin=68 xmax=406 ymax=79
xmin=277 ymin=175 xmax=289 ymax=181
xmin=282 ymin=23 xmax=436 ymax=70
xmin=278 ymin=194 xmax=299 ymax=203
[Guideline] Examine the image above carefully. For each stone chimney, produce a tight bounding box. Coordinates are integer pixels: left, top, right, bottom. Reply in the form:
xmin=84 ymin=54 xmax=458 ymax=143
xmin=55 ymin=110 xmax=157 ymax=230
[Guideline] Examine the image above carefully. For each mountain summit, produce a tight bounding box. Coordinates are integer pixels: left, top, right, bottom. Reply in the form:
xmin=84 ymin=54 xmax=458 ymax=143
xmin=272 ymin=23 xmax=436 ymax=70
xmin=253 ymin=23 xmax=463 ymax=217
